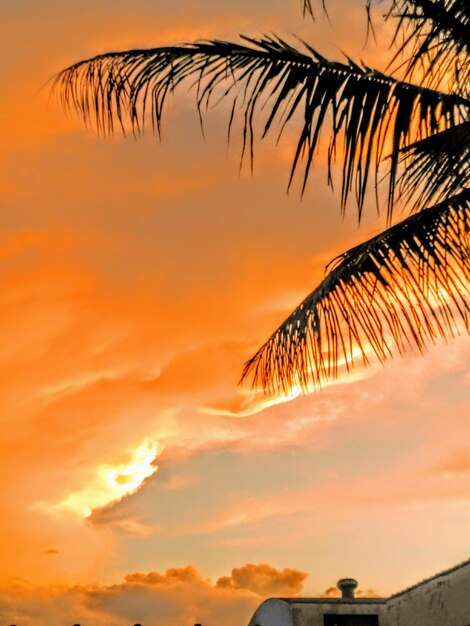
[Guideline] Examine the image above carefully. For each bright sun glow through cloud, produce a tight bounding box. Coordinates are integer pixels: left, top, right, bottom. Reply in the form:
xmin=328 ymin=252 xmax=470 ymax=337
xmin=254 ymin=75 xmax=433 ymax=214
xmin=48 ymin=440 xmax=160 ymax=518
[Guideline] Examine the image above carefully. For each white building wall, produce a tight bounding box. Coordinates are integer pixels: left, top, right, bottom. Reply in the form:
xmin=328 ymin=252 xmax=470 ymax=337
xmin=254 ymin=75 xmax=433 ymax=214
xmin=248 ymin=599 xmax=384 ymax=626
xmin=386 ymin=562 xmax=470 ymax=626
xmin=289 ymin=602 xmax=384 ymax=626
xmin=248 ymin=600 xmax=294 ymax=626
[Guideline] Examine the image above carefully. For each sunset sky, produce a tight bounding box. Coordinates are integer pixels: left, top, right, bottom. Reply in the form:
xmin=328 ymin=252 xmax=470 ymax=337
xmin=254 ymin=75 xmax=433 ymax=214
xmin=1 ymin=1 xmax=469 ymax=625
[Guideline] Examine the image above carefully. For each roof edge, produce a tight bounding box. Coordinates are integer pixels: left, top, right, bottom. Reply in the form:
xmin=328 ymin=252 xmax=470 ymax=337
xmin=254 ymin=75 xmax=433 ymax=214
xmin=389 ymin=557 xmax=470 ymax=600
xmin=274 ymin=557 xmax=470 ymax=607
xmin=280 ymin=598 xmax=386 ymax=605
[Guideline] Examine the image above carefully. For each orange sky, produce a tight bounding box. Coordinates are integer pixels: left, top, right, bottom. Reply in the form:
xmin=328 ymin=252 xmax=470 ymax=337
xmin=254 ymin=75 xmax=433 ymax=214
xmin=1 ymin=1 xmax=469 ymax=625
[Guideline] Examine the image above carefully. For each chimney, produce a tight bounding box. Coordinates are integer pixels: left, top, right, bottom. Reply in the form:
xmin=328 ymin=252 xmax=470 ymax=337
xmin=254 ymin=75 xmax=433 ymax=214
xmin=337 ymin=578 xmax=358 ymax=599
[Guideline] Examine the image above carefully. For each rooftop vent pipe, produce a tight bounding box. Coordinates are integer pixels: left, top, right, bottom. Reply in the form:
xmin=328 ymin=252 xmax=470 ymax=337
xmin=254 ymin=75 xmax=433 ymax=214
xmin=337 ymin=578 xmax=358 ymax=599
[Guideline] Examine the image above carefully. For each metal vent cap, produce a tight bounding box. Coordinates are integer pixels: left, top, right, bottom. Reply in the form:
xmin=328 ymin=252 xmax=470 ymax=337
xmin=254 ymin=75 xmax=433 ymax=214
xmin=337 ymin=578 xmax=358 ymax=599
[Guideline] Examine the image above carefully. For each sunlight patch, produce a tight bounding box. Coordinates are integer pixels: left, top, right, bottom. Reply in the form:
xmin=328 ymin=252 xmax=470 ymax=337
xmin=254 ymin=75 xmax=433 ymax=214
xmin=49 ymin=439 xmax=160 ymax=518
xmin=202 ymin=349 xmax=373 ymax=418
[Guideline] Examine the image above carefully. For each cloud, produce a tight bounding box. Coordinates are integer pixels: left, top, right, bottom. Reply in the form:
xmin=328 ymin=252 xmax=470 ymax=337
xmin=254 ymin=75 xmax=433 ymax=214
xmin=0 ymin=563 xmax=306 ymax=626
xmin=125 ymin=565 xmax=205 ymax=586
xmin=105 ymin=518 xmax=162 ymax=537
xmin=43 ymin=439 xmax=161 ymax=518
xmin=1 ymin=0 xmax=469 ymax=596
xmin=216 ymin=563 xmax=307 ymax=596
xmin=432 ymin=449 xmax=470 ymax=476
xmin=161 ymin=475 xmax=198 ymax=490
xmin=322 ymin=586 xmax=340 ymax=597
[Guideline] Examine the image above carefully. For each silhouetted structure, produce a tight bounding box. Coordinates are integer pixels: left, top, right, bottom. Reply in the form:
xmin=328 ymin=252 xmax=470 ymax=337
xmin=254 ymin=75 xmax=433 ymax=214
xmin=247 ymin=558 xmax=470 ymax=626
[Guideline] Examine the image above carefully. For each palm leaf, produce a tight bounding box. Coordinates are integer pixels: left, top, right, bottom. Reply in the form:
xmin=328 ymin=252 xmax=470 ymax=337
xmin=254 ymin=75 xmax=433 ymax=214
xmin=54 ymin=36 xmax=469 ymax=219
xmin=54 ymin=7 xmax=470 ymax=395
xmin=302 ymin=0 xmax=314 ymax=17
xmin=241 ymin=189 xmax=470 ymax=393
xmin=302 ymin=0 xmax=328 ymax=18
xmin=389 ymin=0 xmax=470 ymax=93
xmin=398 ymin=121 xmax=470 ymax=211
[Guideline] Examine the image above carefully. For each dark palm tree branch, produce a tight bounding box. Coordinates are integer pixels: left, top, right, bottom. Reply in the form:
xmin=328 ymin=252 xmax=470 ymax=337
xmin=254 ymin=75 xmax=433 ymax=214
xmin=389 ymin=0 xmax=470 ymax=92
xmin=397 ymin=121 xmax=470 ymax=210
xmin=53 ymin=36 xmax=469 ymax=219
xmin=241 ymin=189 xmax=470 ymax=393
xmin=303 ymin=0 xmax=314 ymax=17
xmin=302 ymin=0 xmax=329 ymax=19
xmin=392 ymin=0 xmax=470 ymax=54
xmin=54 ymin=3 xmax=470 ymax=395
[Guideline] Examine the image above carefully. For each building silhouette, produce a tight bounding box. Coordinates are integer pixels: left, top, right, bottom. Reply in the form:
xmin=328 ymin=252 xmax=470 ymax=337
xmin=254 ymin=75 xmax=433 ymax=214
xmin=247 ymin=558 xmax=470 ymax=626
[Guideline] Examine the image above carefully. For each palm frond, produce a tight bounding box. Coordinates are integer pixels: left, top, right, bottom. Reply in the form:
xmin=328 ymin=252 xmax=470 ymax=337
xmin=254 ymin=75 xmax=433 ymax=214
xmin=302 ymin=0 xmax=314 ymax=17
xmin=389 ymin=0 xmax=470 ymax=93
xmin=301 ymin=0 xmax=328 ymax=19
xmin=398 ymin=121 xmax=470 ymax=211
xmin=54 ymin=37 xmax=468 ymax=219
xmin=241 ymin=189 xmax=470 ymax=393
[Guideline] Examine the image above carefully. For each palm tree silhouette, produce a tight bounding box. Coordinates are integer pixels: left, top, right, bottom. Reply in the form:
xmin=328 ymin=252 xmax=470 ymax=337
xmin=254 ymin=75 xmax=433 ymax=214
xmin=54 ymin=0 xmax=469 ymax=394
